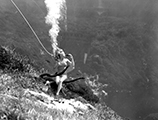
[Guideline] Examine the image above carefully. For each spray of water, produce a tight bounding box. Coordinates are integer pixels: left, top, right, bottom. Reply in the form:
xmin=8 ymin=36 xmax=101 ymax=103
xmin=44 ymin=0 xmax=67 ymax=55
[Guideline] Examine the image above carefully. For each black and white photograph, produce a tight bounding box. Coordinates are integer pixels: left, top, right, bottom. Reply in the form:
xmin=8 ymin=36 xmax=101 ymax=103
xmin=0 ymin=0 xmax=157 ymax=120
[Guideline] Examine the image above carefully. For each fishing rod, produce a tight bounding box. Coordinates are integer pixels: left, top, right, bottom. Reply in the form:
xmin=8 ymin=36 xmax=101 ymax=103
xmin=10 ymin=0 xmax=54 ymax=57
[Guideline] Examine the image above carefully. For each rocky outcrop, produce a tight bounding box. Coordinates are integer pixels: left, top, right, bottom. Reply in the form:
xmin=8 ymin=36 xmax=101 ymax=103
xmin=39 ymin=74 xmax=99 ymax=103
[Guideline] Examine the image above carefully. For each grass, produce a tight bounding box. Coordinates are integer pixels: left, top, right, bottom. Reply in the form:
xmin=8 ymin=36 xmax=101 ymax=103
xmin=0 ymin=46 xmax=123 ymax=120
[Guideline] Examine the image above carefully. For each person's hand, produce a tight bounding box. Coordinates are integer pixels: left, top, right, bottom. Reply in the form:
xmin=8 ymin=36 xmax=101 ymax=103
xmin=68 ymin=54 xmax=73 ymax=58
xmin=66 ymin=54 xmax=73 ymax=60
xmin=45 ymin=81 xmax=50 ymax=85
xmin=69 ymin=77 xmax=73 ymax=80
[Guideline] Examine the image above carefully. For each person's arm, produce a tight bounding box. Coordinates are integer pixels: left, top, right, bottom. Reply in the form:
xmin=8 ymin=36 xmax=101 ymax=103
xmin=71 ymin=55 xmax=75 ymax=69
xmin=68 ymin=54 xmax=75 ymax=70
xmin=65 ymin=58 xmax=75 ymax=74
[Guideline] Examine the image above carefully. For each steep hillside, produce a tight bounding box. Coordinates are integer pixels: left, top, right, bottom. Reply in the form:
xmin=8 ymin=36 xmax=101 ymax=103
xmin=0 ymin=46 xmax=123 ymax=120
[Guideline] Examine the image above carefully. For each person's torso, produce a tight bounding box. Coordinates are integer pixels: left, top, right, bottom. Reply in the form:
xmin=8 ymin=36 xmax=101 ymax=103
xmin=56 ymin=59 xmax=68 ymax=73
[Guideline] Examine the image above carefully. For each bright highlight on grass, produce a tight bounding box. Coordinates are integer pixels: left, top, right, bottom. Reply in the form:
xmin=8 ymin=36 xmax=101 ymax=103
xmin=44 ymin=0 xmax=67 ymax=55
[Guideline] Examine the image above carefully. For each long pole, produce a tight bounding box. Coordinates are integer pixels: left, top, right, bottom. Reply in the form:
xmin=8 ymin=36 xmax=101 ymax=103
xmin=10 ymin=0 xmax=54 ymax=57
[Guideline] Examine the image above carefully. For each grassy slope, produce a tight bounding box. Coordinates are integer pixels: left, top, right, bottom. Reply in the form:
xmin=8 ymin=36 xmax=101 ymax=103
xmin=0 ymin=46 xmax=123 ymax=120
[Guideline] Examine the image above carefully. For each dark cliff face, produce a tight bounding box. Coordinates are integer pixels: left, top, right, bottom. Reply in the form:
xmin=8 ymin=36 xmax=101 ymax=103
xmin=62 ymin=0 xmax=158 ymax=88
xmin=60 ymin=0 xmax=158 ymax=120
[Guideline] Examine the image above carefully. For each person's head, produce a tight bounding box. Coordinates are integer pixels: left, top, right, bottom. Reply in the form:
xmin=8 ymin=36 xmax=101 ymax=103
xmin=55 ymin=48 xmax=65 ymax=61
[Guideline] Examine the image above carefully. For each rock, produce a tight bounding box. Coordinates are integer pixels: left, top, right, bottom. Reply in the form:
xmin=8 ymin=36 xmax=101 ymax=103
xmin=24 ymin=89 xmax=96 ymax=115
xmin=0 ymin=110 xmax=8 ymax=120
xmin=63 ymin=80 xmax=99 ymax=103
xmin=46 ymin=77 xmax=99 ymax=103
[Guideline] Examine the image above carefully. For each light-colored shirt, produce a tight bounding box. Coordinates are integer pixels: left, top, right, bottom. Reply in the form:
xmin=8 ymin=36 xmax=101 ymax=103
xmin=54 ymin=54 xmax=75 ymax=75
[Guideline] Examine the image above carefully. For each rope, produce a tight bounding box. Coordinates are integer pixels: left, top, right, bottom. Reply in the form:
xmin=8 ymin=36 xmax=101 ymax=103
xmin=10 ymin=0 xmax=54 ymax=57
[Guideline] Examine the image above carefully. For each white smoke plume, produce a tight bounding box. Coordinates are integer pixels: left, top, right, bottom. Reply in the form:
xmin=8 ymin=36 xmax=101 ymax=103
xmin=44 ymin=0 xmax=66 ymax=55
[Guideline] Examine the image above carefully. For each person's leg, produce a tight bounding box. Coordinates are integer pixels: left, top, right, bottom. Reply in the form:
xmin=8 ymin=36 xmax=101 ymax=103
xmin=55 ymin=76 xmax=60 ymax=96
xmin=55 ymin=76 xmax=60 ymax=84
xmin=56 ymin=74 xmax=67 ymax=96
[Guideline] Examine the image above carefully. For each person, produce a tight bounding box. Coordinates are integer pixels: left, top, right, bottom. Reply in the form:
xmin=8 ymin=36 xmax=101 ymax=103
xmin=54 ymin=48 xmax=75 ymax=96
